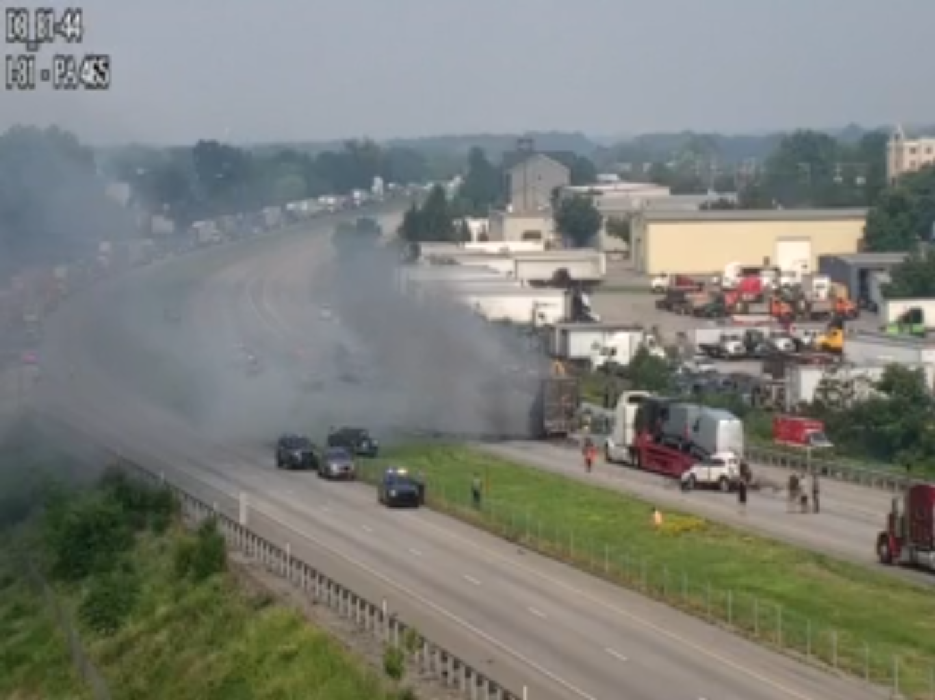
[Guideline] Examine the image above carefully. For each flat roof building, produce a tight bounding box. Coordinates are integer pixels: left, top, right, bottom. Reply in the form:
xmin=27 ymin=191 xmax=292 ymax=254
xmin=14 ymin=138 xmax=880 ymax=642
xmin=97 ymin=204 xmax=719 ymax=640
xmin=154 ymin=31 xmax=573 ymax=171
xmin=631 ymin=208 xmax=868 ymax=275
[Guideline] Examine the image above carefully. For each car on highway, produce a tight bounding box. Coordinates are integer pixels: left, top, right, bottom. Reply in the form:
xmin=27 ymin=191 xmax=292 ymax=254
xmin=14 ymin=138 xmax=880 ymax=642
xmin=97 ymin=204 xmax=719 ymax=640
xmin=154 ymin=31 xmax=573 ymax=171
xmin=319 ymin=447 xmax=356 ymax=480
xmin=327 ymin=426 xmax=379 ymax=457
xmin=377 ymin=467 xmax=422 ymax=508
xmin=275 ymin=434 xmax=319 ymax=470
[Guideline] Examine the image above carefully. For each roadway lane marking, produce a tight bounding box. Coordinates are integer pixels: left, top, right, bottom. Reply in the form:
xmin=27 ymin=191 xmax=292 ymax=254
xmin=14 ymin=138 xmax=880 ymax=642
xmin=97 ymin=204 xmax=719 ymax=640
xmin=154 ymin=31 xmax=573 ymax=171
xmin=216 ymin=489 xmax=597 ymax=700
xmin=605 ymin=648 xmax=628 ymax=662
xmin=410 ymin=514 xmax=824 ymax=700
xmin=462 ymin=574 xmax=482 ymax=586
xmin=528 ymin=607 xmax=547 ymax=619
xmin=408 ymin=547 xmax=423 ymax=557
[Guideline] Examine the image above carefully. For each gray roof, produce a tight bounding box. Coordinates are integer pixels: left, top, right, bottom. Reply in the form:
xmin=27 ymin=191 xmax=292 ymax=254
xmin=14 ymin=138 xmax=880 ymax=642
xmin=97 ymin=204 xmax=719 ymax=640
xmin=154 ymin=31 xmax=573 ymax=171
xmin=639 ymin=208 xmax=869 ymax=223
xmin=819 ymin=252 xmax=908 ymax=265
xmin=502 ymin=151 xmax=572 ymax=174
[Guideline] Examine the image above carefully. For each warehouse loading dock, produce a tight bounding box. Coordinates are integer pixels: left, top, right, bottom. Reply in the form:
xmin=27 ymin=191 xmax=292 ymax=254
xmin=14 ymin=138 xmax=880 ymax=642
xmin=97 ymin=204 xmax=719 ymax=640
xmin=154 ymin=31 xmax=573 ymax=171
xmin=818 ymin=252 xmax=907 ymax=307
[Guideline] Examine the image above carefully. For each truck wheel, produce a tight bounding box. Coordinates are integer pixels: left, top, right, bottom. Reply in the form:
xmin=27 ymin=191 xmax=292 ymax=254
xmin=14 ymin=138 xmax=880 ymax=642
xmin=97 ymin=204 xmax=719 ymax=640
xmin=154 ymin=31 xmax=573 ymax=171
xmin=877 ymin=534 xmax=893 ymax=565
xmin=718 ymin=476 xmax=730 ymax=492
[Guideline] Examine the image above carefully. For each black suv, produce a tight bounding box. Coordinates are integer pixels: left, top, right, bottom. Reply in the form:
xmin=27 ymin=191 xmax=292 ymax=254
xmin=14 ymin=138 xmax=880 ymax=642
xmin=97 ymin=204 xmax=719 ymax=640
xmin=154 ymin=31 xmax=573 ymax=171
xmin=275 ymin=434 xmax=319 ymax=470
xmin=326 ymin=427 xmax=379 ymax=457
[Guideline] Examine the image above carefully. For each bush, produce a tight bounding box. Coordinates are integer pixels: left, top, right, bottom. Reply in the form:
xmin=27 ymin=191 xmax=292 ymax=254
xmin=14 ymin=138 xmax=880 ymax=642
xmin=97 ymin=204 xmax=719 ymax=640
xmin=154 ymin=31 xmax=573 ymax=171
xmin=45 ymin=494 xmax=134 ymax=582
xmin=78 ymin=561 xmax=140 ymax=635
xmin=99 ymin=468 xmax=177 ymax=531
xmin=174 ymin=518 xmax=226 ymax=582
xmin=383 ymin=644 xmax=406 ymax=681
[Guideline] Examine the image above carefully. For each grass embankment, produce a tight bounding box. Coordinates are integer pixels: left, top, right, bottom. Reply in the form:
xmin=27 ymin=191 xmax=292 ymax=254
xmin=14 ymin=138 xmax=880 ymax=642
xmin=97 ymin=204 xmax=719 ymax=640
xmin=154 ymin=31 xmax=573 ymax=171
xmin=364 ymin=445 xmax=934 ymax=697
xmin=0 ymin=468 xmax=413 ymax=700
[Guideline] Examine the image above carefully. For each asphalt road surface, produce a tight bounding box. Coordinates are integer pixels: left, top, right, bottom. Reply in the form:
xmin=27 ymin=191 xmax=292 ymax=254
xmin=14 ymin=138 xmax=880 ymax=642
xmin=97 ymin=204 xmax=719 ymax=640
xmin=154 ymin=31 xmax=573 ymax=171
xmin=32 ymin=222 xmax=886 ymax=700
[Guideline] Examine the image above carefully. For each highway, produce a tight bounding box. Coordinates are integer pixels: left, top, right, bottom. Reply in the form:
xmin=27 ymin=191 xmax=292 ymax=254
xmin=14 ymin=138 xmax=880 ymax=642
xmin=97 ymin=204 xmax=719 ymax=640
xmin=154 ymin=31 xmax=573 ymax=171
xmin=476 ymin=441 xmax=929 ymax=584
xmin=33 ymin=220 xmax=887 ymax=700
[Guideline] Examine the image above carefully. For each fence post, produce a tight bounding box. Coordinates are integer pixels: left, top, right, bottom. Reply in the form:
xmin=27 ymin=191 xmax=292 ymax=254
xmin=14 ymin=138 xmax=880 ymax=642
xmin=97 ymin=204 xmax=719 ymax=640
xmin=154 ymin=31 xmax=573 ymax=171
xmin=604 ymin=544 xmax=609 ymax=574
xmin=806 ymin=619 xmax=811 ymax=659
xmin=285 ymin=543 xmax=292 ymax=580
xmin=831 ymin=630 xmax=838 ymax=669
xmin=865 ymin=643 xmax=870 ymax=682
xmin=893 ymin=655 xmax=899 ymax=697
xmin=239 ymin=492 xmax=248 ymax=526
xmin=777 ymin=606 xmax=783 ymax=648
xmin=727 ymin=590 xmax=733 ymax=626
xmin=706 ymin=583 xmax=711 ymax=619
xmin=754 ymin=598 xmax=759 ymax=637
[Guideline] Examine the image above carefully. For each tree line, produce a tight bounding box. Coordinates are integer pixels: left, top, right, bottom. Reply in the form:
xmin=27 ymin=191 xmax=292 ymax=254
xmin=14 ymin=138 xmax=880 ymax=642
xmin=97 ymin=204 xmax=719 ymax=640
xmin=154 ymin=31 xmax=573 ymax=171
xmin=0 ymin=125 xmax=437 ymax=280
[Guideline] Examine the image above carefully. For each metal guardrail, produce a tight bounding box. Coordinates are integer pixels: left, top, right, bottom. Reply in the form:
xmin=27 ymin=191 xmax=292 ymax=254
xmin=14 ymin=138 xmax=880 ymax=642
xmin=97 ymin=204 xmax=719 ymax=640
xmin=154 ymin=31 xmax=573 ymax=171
xmin=744 ymin=444 xmax=923 ymax=493
xmin=121 ymin=460 xmax=524 ymax=700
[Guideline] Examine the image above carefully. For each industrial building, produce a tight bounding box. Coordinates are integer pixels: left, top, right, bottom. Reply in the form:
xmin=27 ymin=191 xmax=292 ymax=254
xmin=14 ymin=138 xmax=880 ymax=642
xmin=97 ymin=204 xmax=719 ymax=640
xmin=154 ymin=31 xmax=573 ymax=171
xmin=629 ymin=208 xmax=869 ymax=275
xmin=818 ymin=252 xmax=907 ymax=303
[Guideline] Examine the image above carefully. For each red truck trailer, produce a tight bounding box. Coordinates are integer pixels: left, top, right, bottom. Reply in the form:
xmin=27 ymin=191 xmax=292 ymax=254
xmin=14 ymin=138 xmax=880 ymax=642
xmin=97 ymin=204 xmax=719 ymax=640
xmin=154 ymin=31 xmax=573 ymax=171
xmin=772 ymin=415 xmax=833 ymax=449
xmin=877 ymin=484 xmax=935 ymax=572
xmin=629 ymin=432 xmax=697 ymax=478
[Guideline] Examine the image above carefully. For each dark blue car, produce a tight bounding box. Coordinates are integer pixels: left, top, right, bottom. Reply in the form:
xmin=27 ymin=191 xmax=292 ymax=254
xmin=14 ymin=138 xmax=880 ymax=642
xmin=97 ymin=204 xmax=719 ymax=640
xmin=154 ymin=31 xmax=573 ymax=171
xmin=377 ymin=467 xmax=421 ymax=508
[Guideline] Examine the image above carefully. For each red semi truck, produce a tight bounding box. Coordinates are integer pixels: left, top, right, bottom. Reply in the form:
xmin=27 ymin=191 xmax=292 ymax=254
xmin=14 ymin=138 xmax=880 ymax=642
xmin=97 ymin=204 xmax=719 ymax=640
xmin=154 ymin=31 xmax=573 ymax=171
xmin=772 ymin=415 xmax=833 ymax=449
xmin=877 ymin=484 xmax=935 ymax=572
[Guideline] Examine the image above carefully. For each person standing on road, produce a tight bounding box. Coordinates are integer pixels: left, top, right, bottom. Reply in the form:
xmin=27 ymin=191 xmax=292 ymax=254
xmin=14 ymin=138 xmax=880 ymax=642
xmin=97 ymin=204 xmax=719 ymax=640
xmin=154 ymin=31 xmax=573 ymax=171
xmin=737 ymin=478 xmax=748 ymax=514
xmin=583 ymin=440 xmax=597 ymax=473
xmin=812 ymin=473 xmax=820 ymax=513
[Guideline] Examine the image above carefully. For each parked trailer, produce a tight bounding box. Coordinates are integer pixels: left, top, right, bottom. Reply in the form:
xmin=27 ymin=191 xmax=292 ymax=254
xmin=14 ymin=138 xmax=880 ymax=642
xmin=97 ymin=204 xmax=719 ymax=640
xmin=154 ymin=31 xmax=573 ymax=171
xmin=511 ymin=251 xmax=607 ymax=287
xmin=458 ymin=289 xmax=567 ymax=326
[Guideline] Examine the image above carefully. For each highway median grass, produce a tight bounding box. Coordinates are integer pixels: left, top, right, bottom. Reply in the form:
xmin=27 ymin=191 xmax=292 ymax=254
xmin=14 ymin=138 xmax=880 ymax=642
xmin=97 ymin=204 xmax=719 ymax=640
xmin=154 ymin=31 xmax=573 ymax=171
xmin=364 ymin=444 xmax=935 ymax=698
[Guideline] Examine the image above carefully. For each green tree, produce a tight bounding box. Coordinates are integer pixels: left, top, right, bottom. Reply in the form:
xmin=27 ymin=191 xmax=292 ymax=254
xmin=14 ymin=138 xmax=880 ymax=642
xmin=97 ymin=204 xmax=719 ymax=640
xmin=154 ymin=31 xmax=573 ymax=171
xmin=884 ymin=248 xmax=935 ymax=298
xmin=554 ymin=195 xmax=602 ymax=247
xmin=625 ymin=348 xmax=670 ymax=392
xmin=397 ymin=185 xmax=457 ymax=242
xmin=458 ymin=147 xmax=500 ymax=215
xmin=864 ymin=165 xmax=935 ymax=251
xmin=604 ymin=216 xmax=632 ymax=245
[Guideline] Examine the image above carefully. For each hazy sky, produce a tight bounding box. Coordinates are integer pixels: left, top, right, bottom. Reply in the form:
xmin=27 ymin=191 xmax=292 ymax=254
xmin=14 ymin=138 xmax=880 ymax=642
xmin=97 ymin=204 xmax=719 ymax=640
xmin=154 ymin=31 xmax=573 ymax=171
xmin=2 ymin=0 xmax=933 ymax=145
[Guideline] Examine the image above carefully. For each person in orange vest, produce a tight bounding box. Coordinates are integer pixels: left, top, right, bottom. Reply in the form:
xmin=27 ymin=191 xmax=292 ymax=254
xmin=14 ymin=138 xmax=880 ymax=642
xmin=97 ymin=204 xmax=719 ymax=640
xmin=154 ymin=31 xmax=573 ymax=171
xmin=652 ymin=506 xmax=663 ymax=528
xmin=583 ymin=439 xmax=597 ymax=473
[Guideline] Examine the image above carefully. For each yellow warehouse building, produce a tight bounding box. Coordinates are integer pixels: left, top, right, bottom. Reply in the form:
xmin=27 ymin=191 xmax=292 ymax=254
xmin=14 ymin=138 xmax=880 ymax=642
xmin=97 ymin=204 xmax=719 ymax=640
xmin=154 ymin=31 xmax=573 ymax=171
xmin=630 ymin=209 xmax=869 ymax=275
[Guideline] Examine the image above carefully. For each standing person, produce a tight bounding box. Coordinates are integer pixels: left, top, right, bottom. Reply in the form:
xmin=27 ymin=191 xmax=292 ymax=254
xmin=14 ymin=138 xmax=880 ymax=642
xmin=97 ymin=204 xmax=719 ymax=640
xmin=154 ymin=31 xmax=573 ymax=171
xmin=737 ymin=477 xmax=748 ymax=514
xmin=812 ymin=472 xmax=820 ymax=513
xmin=416 ymin=470 xmax=426 ymax=505
xmin=787 ymin=473 xmax=799 ymax=513
xmin=471 ymin=473 xmax=482 ymax=510
xmin=583 ymin=440 xmax=597 ymax=473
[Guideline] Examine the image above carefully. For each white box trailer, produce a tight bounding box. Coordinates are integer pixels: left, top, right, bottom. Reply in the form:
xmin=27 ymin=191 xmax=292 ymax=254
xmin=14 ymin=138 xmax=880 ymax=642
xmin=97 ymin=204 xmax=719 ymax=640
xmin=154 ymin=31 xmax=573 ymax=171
xmin=512 ymin=250 xmax=607 ymax=285
xmin=845 ymin=331 xmax=935 ymax=366
xmin=459 ymin=289 xmax=566 ymax=326
xmin=396 ymin=265 xmax=507 ymax=295
xmin=882 ymin=298 xmax=935 ymax=327
xmin=786 ymin=362 xmax=935 ymax=410
xmin=550 ymin=323 xmax=646 ymax=363
xmin=465 ymin=240 xmax=545 ymax=253
xmin=448 ymin=255 xmax=517 ymax=276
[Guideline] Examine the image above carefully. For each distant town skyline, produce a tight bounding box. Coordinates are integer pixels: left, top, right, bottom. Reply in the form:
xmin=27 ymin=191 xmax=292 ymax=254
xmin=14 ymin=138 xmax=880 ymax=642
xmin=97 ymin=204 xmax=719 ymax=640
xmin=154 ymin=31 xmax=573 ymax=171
xmin=0 ymin=0 xmax=932 ymax=146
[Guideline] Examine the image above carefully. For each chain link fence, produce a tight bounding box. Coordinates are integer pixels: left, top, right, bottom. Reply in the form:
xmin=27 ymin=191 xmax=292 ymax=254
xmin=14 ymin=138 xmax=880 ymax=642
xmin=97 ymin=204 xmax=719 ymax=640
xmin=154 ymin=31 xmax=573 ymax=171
xmin=356 ymin=462 xmax=933 ymax=699
xmin=25 ymin=558 xmax=111 ymax=700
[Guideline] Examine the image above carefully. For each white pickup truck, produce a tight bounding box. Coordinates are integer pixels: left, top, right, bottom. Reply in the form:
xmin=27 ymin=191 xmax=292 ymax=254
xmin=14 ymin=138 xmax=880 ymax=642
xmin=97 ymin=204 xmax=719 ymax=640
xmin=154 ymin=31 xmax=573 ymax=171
xmin=680 ymin=452 xmax=742 ymax=492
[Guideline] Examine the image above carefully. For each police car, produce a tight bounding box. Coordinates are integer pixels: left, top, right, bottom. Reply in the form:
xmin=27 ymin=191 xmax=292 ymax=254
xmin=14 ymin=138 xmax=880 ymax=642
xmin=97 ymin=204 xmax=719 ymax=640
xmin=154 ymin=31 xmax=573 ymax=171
xmin=377 ymin=467 xmax=422 ymax=508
